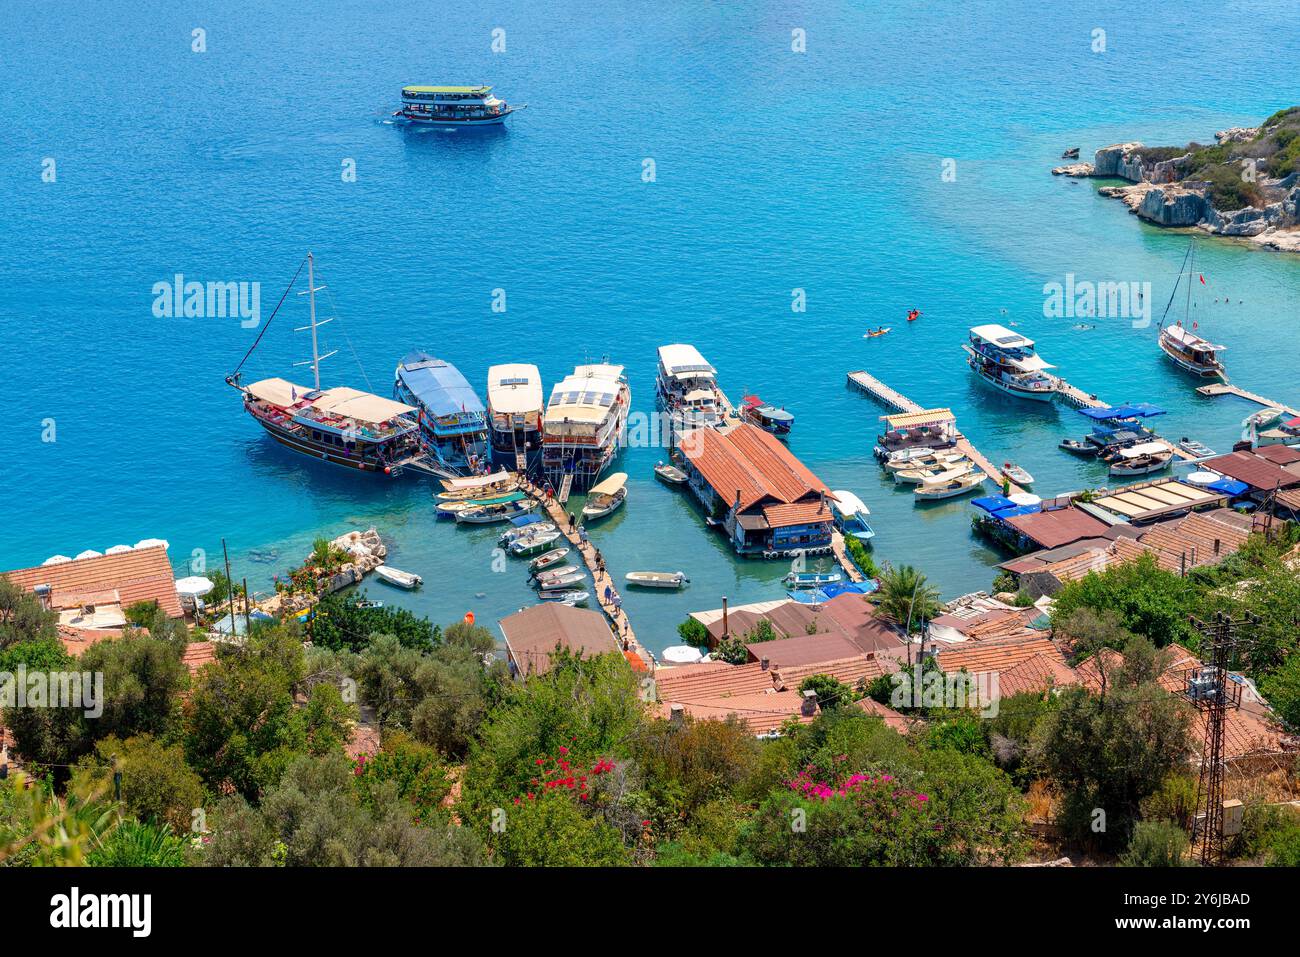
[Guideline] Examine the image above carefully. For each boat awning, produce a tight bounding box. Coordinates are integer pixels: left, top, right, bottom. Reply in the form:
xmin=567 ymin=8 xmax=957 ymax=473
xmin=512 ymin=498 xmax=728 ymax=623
xmin=312 ymin=388 xmax=416 ymax=424
xmin=830 ymin=489 xmax=869 ymax=517
xmin=757 ymin=407 xmax=795 ymax=423
xmin=972 ymin=494 xmax=1017 ymax=514
xmin=657 ymin=344 xmax=715 ymax=377
xmin=683 ymin=389 xmax=716 ymax=403
xmin=1009 ymin=354 xmax=1055 ymax=372
xmin=246 ymin=377 xmax=310 ymax=407
xmin=1078 ymin=402 xmax=1166 ymax=420
xmin=444 ymin=469 xmax=513 ymax=490
xmin=486 ymin=364 xmax=542 ymax=414
xmin=1164 ymin=324 xmax=1226 ymax=351
xmin=396 ymin=351 xmax=485 ymax=417
xmin=1117 ymin=441 xmax=1171 ymax=458
xmin=509 ymin=513 xmax=542 ymax=528
xmin=970 ymin=324 xmax=1033 ymax=349
xmin=588 ymin=472 xmax=628 ymax=498
xmin=881 ymin=408 xmax=955 ymax=429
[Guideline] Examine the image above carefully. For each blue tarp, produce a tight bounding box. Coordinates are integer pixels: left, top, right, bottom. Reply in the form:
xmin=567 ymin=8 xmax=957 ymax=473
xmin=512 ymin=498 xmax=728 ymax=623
xmin=1206 ymin=478 xmax=1249 ymax=496
xmin=787 ymin=581 xmax=878 ymax=603
xmin=396 ymin=351 xmax=486 ymax=417
xmin=1078 ymin=403 xmax=1166 ymax=420
xmin=972 ymin=495 xmax=1017 ymax=514
xmin=509 ymin=513 xmax=541 ymax=528
xmin=995 ymin=504 xmax=1044 ymax=519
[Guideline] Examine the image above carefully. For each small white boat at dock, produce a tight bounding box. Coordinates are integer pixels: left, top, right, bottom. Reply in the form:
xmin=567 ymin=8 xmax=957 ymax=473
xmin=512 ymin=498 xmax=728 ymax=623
xmin=533 ymin=564 xmax=581 ymax=584
xmin=455 ymin=499 xmax=537 ymax=524
xmin=783 ymin=570 xmax=841 ymax=589
xmin=528 ymin=547 xmax=570 ymax=572
xmin=885 ymin=449 xmax=967 ymax=475
xmin=914 ymin=472 xmax=985 ymax=501
xmin=510 ymin=530 xmax=562 ymax=556
xmin=1002 ymin=462 xmax=1034 ymax=486
xmin=374 ymin=565 xmax=423 ymax=589
xmin=894 ymin=461 xmax=973 ymax=486
xmin=582 ymin=472 xmax=627 ymax=521
xmin=654 ymin=461 xmax=688 ymax=484
xmin=537 ymin=589 xmax=590 ymax=606
xmin=537 ymin=571 xmax=586 ymax=591
xmin=1107 ymin=441 xmax=1174 ymax=477
xmin=625 ymin=571 xmax=689 ymax=589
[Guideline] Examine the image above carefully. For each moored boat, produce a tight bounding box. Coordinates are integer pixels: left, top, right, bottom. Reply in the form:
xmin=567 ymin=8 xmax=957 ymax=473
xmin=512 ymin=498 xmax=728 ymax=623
xmin=1107 ymin=441 xmax=1174 ymax=477
xmin=395 ymin=351 xmax=489 ymax=475
xmin=528 ymin=547 xmax=570 ymax=572
xmin=963 ymin=324 xmax=1058 ymax=402
xmin=536 ymin=571 xmax=586 ymax=591
xmin=741 ymin=396 xmax=794 ymax=438
xmin=487 ymin=364 xmax=544 ymax=472
xmin=455 ymin=499 xmax=537 ymax=524
xmin=510 ymin=530 xmax=562 ymax=556
xmin=499 ymin=517 xmax=555 ymax=545
xmin=532 ymin=564 xmax=581 ymax=584
xmin=885 ymin=449 xmax=967 ymax=475
xmin=1059 ymin=437 xmax=1099 ymax=456
xmin=1242 ymin=408 xmax=1300 ymax=448
xmin=394 ymin=85 xmax=520 ymax=126
xmin=1177 ymin=437 xmax=1217 ymax=458
xmin=537 ymin=589 xmax=590 ymax=606
xmin=1159 ymin=323 xmax=1227 ymax=378
xmin=541 ymin=363 xmax=630 ymax=493
xmin=1002 ymin=462 xmax=1034 ymax=486
xmin=582 ymin=472 xmax=627 ymax=521
xmin=654 ymin=461 xmax=689 ymax=484
xmin=894 ymin=461 xmax=973 ymax=486
xmin=783 ymin=570 xmax=842 ymax=589
xmin=656 ymin=344 xmax=727 ymax=431
xmin=829 ymin=490 xmax=875 ymax=542
xmin=914 ymin=471 xmax=986 ymax=501
xmin=624 ymin=571 xmax=689 ymax=589
xmin=374 ymin=565 xmax=422 ymax=589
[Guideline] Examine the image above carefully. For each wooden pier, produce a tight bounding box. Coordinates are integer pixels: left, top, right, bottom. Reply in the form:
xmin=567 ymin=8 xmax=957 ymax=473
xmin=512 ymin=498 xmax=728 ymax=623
xmin=523 ymin=478 xmax=654 ymax=671
xmin=830 ymin=531 xmax=867 ymax=583
xmin=1196 ymin=382 xmax=1300 ymax=418
xmin=847 ymin=370 xmax=924 ymax=414
xmin=845 ymin=371 xmax=1022 ymax=494
xmin=1053 ymin=377 xmax=1107 ymax=410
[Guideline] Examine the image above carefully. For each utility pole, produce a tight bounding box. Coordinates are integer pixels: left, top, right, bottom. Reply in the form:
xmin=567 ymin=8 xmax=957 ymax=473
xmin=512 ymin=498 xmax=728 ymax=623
xmin=1189 ymin=611 xmax=1258 ymax=865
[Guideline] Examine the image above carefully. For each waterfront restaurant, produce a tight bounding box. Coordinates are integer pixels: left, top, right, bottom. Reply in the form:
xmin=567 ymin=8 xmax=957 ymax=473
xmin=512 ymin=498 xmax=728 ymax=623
xmin=876 ymin=408 xmax=957 ymax=455
xmin=679 ymin=423 xmax=835 ymax=556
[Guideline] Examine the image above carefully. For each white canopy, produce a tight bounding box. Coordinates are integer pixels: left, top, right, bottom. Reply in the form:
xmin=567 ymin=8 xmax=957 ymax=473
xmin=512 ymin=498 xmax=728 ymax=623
xmin=175 ymin=576 xmax=215 ymax=597
xmin=1008 ymin=492 xmax=1042 ymax=506
xmin=443 ymin=469 xmax=514 ymax=491
xmin=246 ymin=377 xmax=310 ymax=407
xmin=486 ymin=364 xmax=543 ymax=415
xmin=43 ymin=555 xmax=72 ymax=566
xmin=970 ymin=324 xmax=1033 ymax=349
xmin=1118 ymin=441 xmax=1171 ymax=458
xmin=311 ymin=388 xmax=415 ymax=424
xmin=661 ymin=645 xmax=704 ymax=664
xmin=135 ymin=538 xmax=170 ymax=550
xmin=588 ymin=472 xmax=628 ymax=499
xmin=830 ymin=489 xmax=869 ymax=517
xmin=1009 ymin=354 xmax=1055 ymax=372
xmin=1186 ymin=471 xmax=1221 ymax=485
xmin=104 ymin=544 xmax=134 ymax=555
xmin=657 ymin=344 xmax=715 ymax=377
xmin=74 ymin=549 xmax=103 ymax=560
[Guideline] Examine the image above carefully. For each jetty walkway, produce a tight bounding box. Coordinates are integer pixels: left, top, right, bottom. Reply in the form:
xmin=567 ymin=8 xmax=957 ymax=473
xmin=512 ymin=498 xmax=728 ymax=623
xmin=1196 ymin=382 xmax=1300 ymax=418
xmin=829 ymin=531 xmax=867 ymax=583
xmin=846 ymin=370 xmax=1024 ymax=495
xmin=521 ymin=476 xmax=654 ymax=671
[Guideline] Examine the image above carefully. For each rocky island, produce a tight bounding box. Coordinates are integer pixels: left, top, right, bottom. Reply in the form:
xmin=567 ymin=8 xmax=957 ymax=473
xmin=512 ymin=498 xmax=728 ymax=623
xmin=1053 ymin=107 xmax=1300 ymax=253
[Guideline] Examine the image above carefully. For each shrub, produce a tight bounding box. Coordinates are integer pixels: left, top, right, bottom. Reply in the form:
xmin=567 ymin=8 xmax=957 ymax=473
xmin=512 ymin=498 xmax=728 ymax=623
xmin=1121 ymin=820 xmax=1189 ymax=866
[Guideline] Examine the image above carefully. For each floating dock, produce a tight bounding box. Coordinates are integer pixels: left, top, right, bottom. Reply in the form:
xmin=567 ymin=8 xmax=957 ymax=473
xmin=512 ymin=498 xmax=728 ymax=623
xmin=846 ymin=371 xmax=1023 ymax=494
xmin=1053 ymin=377 xmax=1107 ymax=410
xmin=1195 ymin=382 xmax=1300 ymax=418
xmin=830 ymin=531 xmax=867 ymax=583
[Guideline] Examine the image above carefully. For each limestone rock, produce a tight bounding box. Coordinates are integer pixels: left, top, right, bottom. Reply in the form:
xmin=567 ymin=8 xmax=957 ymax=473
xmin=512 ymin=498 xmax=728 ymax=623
xmin=1052 ymin=162 xmax=1094 ymax=177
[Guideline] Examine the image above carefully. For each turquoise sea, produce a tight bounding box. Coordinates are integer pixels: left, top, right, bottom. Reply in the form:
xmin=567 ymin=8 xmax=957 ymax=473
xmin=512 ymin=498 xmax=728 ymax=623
xmin=4 ymin=1 xmax=1300 ymax=655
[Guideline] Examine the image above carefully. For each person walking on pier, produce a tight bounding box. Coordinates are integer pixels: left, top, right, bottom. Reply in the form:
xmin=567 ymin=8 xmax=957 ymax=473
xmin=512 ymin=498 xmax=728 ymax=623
xmin=567 ymin=511 xmax=576 ymax=533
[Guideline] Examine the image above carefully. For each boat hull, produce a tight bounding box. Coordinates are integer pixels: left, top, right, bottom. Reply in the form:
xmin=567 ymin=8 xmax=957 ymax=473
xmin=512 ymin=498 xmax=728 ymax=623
xmin=968 ymin=361 xmax=1057 ymax=402
xmin=1159 ymin=337 xmax=1224 ymax=377
xmin=251 ymin=415 xmax=401 ymax=475
xmin=397 ymin=109 xmax=513 ymax=126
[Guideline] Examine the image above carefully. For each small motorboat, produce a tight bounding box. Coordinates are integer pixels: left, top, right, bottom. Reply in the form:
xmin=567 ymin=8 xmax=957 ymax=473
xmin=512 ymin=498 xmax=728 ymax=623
xmin=625 ymin=570 xmax=689 ymax=589
xmin=654 ymin=461 xmax=688 ymax=484
xmin=532 ymin=564 xmax=581 ymax=584
xmin=352 ymin=599 xmax=385 ymax=609
xmin=537 ymin=589 xmax=590 ymax=607
xmin=1177 ymin=437 xmax=1216 ymax=458
xmin=783 ymin=570 xmax=842 ymax=589
xmin=829 ymin=489 xmax=875 ymax=542
xmin=436 ymin=479 xmax=518 ymax=502
xmin=894 ymin=462 xmax=973 ymax=486
xmin=863 ymin=327 xmax=891 ymax=338
xmin=537 ymin=571 xmax=586 ymax=591
xmin=885 ymin=449 xmax=966 ymax=474
xmin=1062 ymin=146 xmax=1081 ymax=159
xmin=529 ymin=547 xmax=570 ymax=572
xmin=582 ymin=472 xmax=627 ymax=522
xmin=741 ymin=396 xmax=794 ymax=438
xmin=456 ymin=499 xmax=537 ymax=524
xmin=436 ymin=501 xmax=476 ymax=519
xmin=510 ymin=530 xmax=562 ymax=556
xmin=914 ymin=472 xmax=986 ymax=502
xmin=499 ymin=518 xmax=555 ymax=545
xmin=374 ymin=565 xmax=422 ymax=589
xmin=884 ymin=446 xmax=946 ymax=468
xmin=1108 ymin=441 xmax=1174 ymax=477
xmin=1059 ymin=437 xmax=1099 ymax=456
xmin=1002 ymin=462 xmax=1035 ymax=486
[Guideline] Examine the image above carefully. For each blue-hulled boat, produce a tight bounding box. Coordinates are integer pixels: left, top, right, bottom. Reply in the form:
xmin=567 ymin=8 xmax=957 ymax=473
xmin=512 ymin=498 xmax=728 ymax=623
xmin=394 ymin=351 xmax=489 ymax=476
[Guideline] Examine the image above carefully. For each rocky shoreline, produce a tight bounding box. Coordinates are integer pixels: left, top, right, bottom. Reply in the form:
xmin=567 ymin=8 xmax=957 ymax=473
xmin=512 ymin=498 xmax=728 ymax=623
xmin=1052 ymin=113 xmax=1300 ymax=254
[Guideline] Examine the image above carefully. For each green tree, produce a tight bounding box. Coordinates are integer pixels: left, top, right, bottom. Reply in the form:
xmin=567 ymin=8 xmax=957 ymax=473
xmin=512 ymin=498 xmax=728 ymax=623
xmin=798 ymin=673 xmax=853 ymax=710
xmin=491 ymin=789 xmax=628 ymax=866
xmin=1051 ymin=554 xmax=1197 ymax=647
xmin=676 ymin=616 xmax=708 ymax=647
xmin=74 ymin=734 xmax=204 ymax=833
xmin=0 ymin=577 xmax=57 ymax=650
xmin=1121 ymin=820 xmax=1189 ymax=866
xmin=310 ymin=591 xmax=439 ymax=653
xmin=1260 ymin=652 xmax=1300 ymax=733
xmin=875 ymin=564 xmax=941 ymax=633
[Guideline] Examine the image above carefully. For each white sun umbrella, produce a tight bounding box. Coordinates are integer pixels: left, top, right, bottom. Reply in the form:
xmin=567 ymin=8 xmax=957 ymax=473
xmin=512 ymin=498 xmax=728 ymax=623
xmin=74 ymin=549 xmax=103 ymax=560
xmin=104 ymin=544 xmax=134 ymax=555
xmin=174 ymin=576 xmax=215 ymax=598
xmin=1186 ymin=471 xmax=1220 ymax=486
xmin=134 ymin=538 xmax=170 ymax=550
xmin=43 ymin=554 xmax=72 ymax=566
xmin=661 ymin=645 xmax=704 ymax=664
xmin=1008 ymin=493 xmax=1042 ymax=507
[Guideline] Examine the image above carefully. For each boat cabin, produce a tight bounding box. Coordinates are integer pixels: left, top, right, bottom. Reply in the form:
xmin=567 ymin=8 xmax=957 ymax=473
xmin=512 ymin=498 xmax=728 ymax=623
xmin=541 ymin=364 xmax=630 ymax=491
xmin=876 ymin=407 xmax=957 ymax=455
xmin=394 ymin=351 xmax=488 ymax=474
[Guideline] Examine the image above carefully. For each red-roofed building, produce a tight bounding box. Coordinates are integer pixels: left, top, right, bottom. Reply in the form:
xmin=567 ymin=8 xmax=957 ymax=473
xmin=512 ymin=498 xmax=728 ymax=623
xmin=1003 ymin=507 xmax=1112 ymax=550
xmin=679 ymin=423 xmax=835 ymax=555
xmin=1200 ymin=451 xmax=1300 ymax=493
xmin=2 ymin=546 xmax=183 ymax=623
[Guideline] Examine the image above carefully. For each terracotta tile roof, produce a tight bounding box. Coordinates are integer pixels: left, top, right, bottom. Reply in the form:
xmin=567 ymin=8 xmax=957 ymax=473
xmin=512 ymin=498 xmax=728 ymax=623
xmin=498 ymin=604 xmax=621 ymax=677
xmin=1074 ymin=648 xmax=1126 ymax=693
xmin=819 ymin=593 xmax=909 ymax=660
xmin=1252 ymin=444 xmax=1300 ymax=465
xmin=1276 ymin=488 xmax=1300 ymax=512
xmin=1200 ymin=451 xmax=1300 ymax=492
xmin=658 ymin=690 xmax=814 ymax=735
xmin=935 ymin=636 xmax=1067 ymax=676
xmin=655 ymin=661 xmax=776 ymax=700
xmin=680 ymin=423 xmax=828 ymax=512
xmin=996 ymin=653 xmax=1080 ymax=697
xmin=745 ymin=632 xmax=863 ymax=669
xmin=772 ymin=655 xmax=888 ymax=692
xmin=1 ymin=546 xmax=183 ymax=619
xmin=762 ymin=500 xmax=835 ymax=528
xmin=856 ymin=696 xmax=912 ymax=733
xmin=1004 ymin=508 xmax=1112 ymax=549
xmin=56 ymin=625 xmax=123 ymax=657
xmin=1029 ymin=547 xmax=1112 ymax=584
xmin=182 ymin=641 xmax=218 ymax=675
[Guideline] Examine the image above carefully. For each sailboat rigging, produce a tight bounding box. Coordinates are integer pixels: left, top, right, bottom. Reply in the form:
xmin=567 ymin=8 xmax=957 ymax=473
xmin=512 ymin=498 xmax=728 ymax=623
xmin=1156 ymin=239 xmax=1228 ymax=380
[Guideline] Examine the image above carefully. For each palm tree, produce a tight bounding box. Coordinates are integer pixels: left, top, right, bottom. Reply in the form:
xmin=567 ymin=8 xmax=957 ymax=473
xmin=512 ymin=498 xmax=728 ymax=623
xmin=875 ymin=564 xmax=941 ymax=634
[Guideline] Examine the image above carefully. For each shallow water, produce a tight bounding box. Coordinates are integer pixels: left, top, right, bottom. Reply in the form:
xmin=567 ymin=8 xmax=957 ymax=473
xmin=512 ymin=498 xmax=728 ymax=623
xmin=4 ymin=1 xmax=1299 ymax=654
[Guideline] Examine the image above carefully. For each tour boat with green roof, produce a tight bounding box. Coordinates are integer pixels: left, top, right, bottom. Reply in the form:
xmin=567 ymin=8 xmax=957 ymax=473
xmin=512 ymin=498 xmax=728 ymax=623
xmin=395 ymin=86 xmax=521 ymax=126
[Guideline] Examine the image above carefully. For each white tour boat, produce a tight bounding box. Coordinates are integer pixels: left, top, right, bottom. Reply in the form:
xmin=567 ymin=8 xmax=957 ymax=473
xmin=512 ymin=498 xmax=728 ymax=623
xmin=963 ymin=324 xmax=1058 ymax=402
xmin=395 ymin=86 xmax=521 ymax=126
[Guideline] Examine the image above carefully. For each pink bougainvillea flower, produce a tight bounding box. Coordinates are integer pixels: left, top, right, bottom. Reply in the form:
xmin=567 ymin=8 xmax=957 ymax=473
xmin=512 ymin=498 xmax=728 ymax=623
xmin=558 ymin=745 xmax=569 ymax=755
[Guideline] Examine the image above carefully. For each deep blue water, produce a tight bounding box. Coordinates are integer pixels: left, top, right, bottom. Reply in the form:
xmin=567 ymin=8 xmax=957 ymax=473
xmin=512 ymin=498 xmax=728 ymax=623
xmin=4 ymin=1 xmax=1299 ymax=654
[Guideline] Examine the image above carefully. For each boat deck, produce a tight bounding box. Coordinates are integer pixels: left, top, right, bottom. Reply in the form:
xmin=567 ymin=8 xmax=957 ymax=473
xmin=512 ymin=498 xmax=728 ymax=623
xmin=845 ymin=370 xmax=1022 ymax=494
xmin=1053 ymin=376 xmax=1107 ymax=409
xmin=1196 ymin=382 xmax=1300 ymax=418
xmin=526 ymin=479 xmax=654 ymax=672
